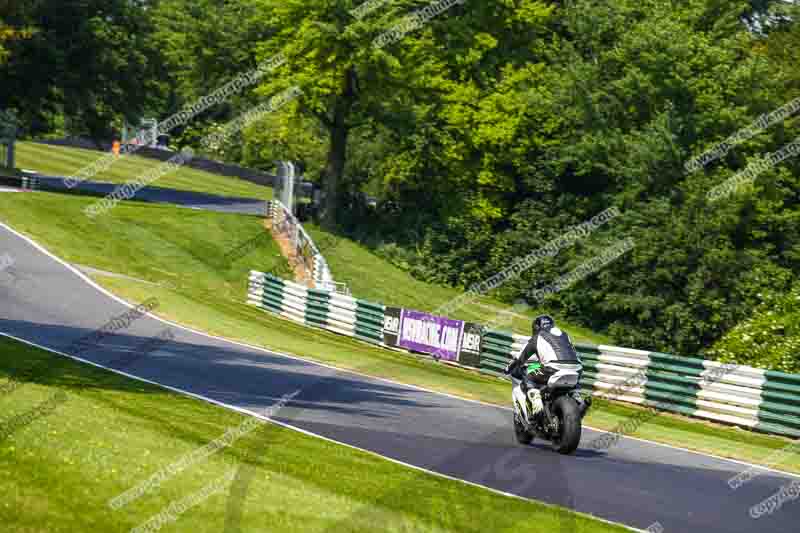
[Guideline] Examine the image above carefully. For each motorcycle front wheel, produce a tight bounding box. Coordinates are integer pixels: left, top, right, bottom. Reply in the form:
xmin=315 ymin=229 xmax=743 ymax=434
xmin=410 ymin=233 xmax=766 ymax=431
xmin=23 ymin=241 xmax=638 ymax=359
xmin=550 ymin=395 xmax=582 ymax=454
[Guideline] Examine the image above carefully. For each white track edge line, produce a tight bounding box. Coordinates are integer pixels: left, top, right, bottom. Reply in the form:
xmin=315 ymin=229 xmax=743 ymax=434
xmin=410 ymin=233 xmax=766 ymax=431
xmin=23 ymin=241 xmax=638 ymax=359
xmin=0 ymin=331 xmax=642 ymax=533
xmin=2 ymin=220 xmax=799 ymax=481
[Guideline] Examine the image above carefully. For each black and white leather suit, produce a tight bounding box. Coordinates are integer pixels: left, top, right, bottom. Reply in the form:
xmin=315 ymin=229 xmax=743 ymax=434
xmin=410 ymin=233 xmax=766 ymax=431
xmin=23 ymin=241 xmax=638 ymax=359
xmin=507 ymin=326 xmax=579 ymax=391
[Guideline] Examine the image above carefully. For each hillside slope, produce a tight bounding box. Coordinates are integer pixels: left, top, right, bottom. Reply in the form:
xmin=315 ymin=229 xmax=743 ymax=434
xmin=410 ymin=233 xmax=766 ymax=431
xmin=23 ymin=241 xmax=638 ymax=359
xmin=307 ymin=225 xmax=610 ymax=344
xmin=16 ymin=141 xmax=272 ymax=200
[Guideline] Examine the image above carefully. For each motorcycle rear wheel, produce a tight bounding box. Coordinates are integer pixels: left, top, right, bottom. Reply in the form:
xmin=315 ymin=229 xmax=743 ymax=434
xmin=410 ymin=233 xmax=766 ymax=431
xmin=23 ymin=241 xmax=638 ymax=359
xmin=551 ymin=396 xmax=581 ymax=454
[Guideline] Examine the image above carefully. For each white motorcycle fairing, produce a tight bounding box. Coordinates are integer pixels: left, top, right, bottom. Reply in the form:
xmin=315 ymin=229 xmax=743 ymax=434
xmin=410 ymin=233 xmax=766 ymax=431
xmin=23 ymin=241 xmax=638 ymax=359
xmin=512 ymin=378 xmax=529 ymax=420
xmin=547 ymin=369 xmax=580 ymax=389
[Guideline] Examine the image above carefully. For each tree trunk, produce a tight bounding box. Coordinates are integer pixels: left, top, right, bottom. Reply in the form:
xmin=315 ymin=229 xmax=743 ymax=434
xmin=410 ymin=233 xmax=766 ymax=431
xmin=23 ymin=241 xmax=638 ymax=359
xmin=322 ymin=114 xmax=348 ymax=229
xmin=321 ymin=67 xmax=357 ymax=229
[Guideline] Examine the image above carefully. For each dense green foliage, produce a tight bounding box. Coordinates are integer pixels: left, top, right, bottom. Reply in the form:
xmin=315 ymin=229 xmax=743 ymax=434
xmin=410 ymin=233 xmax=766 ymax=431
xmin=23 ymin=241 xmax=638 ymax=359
xmin=3 ymin=0 xmax=799 ymax=370
xmin=0 ymin=0 xmax=164 ymax=143
xmin=709 ymin=283 xmax=800 ymax=373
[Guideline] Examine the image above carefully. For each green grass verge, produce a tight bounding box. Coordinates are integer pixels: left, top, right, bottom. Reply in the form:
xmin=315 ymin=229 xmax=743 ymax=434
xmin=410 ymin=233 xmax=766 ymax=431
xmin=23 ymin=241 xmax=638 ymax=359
xmin=16 ymin=141 xmax=273 ymax=200
xmin=0 ymin=166 xmax=23 ymax=179
xmin=0 ymin=336 xmax=625 ymax=533
xmin=0 ymin=191 xmax=292 ymax=295
xmin=307 ymin=225 xmax=610 ymax=344
xmin=1 ymin=192 xmax=799 ymax=477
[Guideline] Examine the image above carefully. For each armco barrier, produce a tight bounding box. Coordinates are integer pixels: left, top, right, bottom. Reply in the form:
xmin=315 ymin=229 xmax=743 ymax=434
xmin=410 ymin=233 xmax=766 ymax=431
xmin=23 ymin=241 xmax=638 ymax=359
xmin=247 ymin=271 xmax=384 ymax=346
xmin=246 ymin=271 xmax=800 ymax=438
xmin=482 ymin=330 xmax=800 ymax=438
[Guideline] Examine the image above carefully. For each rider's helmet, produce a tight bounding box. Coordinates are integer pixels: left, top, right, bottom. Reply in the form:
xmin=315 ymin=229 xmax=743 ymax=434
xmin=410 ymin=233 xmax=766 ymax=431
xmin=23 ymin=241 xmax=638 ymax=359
xmin=532 ymin=314 xmax=555 ymax=335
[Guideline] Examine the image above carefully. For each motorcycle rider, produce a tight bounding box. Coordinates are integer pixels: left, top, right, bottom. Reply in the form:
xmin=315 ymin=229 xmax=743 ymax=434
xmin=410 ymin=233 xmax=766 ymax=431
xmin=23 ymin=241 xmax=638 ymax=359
xmin=503 ymin=314 xmax=579 ymax=418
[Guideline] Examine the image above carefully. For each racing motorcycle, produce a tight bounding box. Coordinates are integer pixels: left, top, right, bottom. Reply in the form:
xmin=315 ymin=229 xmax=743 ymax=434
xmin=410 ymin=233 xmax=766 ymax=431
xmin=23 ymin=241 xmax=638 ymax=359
xmin=511 ymin=360 xmax=591 ymax=454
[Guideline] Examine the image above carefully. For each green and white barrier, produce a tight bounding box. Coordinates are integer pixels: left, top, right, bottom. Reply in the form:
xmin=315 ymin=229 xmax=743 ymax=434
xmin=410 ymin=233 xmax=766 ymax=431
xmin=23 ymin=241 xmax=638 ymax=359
xmin=248 ymin=271 xmax=384 ymax=346
xmin=21 ymin=176 xmax=38 ymax=190
xmin=246 ymin=271 xmax=800 ymax=438
xmin=0 ymin=175 xmax=37 ymax=190
xmin=480 ymin=329 xmax=800 ymax=438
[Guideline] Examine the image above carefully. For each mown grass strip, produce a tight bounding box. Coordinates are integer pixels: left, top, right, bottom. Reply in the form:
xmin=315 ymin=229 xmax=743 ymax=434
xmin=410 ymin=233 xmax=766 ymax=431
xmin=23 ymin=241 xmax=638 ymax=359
xmin=0 ymin=336 xmax=627 ymax=533
xmin=15 ymin=141 xmax=273 ymax=200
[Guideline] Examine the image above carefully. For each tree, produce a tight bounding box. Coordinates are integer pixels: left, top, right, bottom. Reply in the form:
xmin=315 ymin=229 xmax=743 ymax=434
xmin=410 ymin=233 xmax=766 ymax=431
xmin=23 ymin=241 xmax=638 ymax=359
xmin=0 ymin=20 xmax=33 ymax=66
xmin=0 ymin=0 xmax=164 ymax=143
xmin=249 ymin=0 xmax=489 ymax=227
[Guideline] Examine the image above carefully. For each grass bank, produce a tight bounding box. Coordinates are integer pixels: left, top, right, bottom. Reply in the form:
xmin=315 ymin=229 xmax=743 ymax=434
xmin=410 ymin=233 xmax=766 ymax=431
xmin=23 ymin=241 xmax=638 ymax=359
xmin=307 ymin=224 xmax=609 ymax=344
xmin=1 ymin=191 xmax=798 ymax=476
xmin=16 ymin=141 xmax=273 ymax=199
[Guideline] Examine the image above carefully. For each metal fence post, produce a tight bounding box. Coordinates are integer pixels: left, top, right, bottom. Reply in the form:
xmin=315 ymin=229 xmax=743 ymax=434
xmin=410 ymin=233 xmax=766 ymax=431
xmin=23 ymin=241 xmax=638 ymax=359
xmin=285 ymin=162 xmax=295 ymax=215
xmin=0 ymin=109 xmax=17 ymax=170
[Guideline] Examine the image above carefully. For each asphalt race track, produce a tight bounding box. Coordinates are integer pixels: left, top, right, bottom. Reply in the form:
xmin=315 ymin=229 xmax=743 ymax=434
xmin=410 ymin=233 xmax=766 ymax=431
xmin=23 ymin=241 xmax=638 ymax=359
xmin=1 ymin=222 xmax=798 ymax=533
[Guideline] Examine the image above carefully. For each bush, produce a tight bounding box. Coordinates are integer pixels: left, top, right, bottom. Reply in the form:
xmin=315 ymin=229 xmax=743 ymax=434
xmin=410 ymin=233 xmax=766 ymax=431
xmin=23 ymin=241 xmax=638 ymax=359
xmin=709 ymin=284 xmax=800 ymax=373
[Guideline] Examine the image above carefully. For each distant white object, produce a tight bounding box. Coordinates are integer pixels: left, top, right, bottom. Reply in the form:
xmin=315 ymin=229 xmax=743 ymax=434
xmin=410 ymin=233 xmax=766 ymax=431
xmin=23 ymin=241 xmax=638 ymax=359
xmin=21 ymin=169 xmax=38 ymax=174
xmin=123 ymin=118 xmax=159 ymax=148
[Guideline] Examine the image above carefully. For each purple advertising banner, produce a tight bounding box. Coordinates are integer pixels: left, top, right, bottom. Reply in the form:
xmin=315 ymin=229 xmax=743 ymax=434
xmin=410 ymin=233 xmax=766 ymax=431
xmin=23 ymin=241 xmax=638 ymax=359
xmin=398 ymin=309 xmax=465 ymax=361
